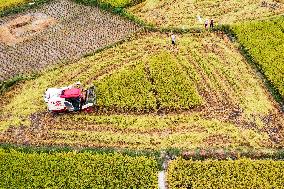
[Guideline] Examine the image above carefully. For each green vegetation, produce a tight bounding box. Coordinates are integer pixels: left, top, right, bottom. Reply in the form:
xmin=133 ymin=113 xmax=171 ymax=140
xmin=128 ymin=0 xmax=284 ymax=29
xmin=94 ymin=63 xmax=157 ymax=111
xmin=148 ymin=52 xmax=202 ymax=109
xmin=0 ymin=74 xmax=38 ymax=95
xmin=0 ymin=148 xmax=158 ymax=188
xmin=0 ymin=0 xmax=28 ymax=10
xmin=232 ymin=16 xmax=284 ymax=97
xmin=167 ymin=158 xmax=284 ymax=189
xmin=94 ymin=51 xmax=202 ymax=111
xmin=74 ymin=0 xmax=144 ymax=8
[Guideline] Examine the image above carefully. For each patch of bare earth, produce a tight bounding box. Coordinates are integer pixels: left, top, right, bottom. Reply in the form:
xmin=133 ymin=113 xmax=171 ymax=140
xmin=0 ymin=13 xmax=56 ymax=45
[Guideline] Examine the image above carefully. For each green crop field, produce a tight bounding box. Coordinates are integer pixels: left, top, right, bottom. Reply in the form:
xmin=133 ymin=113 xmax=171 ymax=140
xmin=232 ymin=16 xmax=284 ymax=97
xmin=0 ymin=148 xmax=158 ymax=188
xmin=0 ymin=0 xmax=284 ymax=187
xmin=167 ymin=158 xmax=284 ymax=189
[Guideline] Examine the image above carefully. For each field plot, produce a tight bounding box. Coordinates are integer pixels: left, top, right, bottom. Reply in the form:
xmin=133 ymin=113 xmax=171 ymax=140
xmin=167 ymin=158 xmax=284 ymax=189
xmin=128 ymin=0 xmax=284 ymax=28
xmin=232 ymin=16 xmax=284 ymax=97
xmin=0 ymin=32 xmax=283 ymax=150
xmin=0 ymin=0 xmax=139 ymax=81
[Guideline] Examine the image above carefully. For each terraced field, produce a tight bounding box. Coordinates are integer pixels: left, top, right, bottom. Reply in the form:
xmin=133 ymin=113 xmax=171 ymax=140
xmin=128 ymin=0 xmax=284 ymax=29
xmin=1 ymin=32 xmax=283 ymax=150
xmin=0 ymin=0 xmax=139 ymax=81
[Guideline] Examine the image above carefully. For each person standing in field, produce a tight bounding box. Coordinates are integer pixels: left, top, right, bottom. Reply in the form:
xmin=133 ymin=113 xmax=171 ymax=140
xmin=210 ymin=19 xmax=214 ymax=29
xmin=204 ymin=19 xmax=209 ymax=30
xmin=197 ymin=15 xmax=202 ymax=23
xmin=171 ymin=33 xmax=176 ymax=45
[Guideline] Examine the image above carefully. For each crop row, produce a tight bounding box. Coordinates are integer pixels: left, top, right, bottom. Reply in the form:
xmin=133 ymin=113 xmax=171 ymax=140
xmin=232 ymin=16 xmax=284 ymax=97
xmin=94 ymin=62 xmax=157 ymax=111
xmin=167 ymin=158 xmax=284 ymax=189
xmin=0 ymin=113 xmax=272 ymax=150
xmin=1 ymin=146 xmax=284 ymax=189
xmin=75 ymin=0 xmax=143 ymax=8
xmin=148 ymin=51 xmax=202 ymax=109
xmin=93 ymin=51 xmax=203 ymax=111
xmin=0 ymin=148 xmax=158 ymax=188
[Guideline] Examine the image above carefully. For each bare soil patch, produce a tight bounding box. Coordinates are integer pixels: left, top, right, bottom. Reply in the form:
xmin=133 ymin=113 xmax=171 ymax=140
xmin=0 ymin=13 xmax=56 ymax=45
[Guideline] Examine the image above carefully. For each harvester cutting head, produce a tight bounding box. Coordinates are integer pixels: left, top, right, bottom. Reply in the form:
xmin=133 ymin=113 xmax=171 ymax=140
xmin=44 ymin=82 xmax=96 ymax=113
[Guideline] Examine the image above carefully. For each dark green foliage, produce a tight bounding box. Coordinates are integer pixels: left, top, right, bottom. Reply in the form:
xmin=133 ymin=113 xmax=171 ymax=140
xmin=0 ymin=74 xmax=38 ymax=95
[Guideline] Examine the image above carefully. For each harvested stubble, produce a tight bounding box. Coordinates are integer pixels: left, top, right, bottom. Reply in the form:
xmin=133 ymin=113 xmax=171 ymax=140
xmin=0 ymin=0 xmax=140 ymax=81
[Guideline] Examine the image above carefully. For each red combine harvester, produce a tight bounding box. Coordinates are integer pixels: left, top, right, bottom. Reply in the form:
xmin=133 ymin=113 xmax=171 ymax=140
xmin=43 ymin=82 xmax=96 ymax=113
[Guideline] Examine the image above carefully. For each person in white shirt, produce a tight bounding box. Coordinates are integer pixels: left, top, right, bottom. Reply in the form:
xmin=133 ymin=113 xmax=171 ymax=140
xmin=171 ymin=33 xmax=176 ymax=45
xmin=205 ymin=19 xmax=209 ymax=29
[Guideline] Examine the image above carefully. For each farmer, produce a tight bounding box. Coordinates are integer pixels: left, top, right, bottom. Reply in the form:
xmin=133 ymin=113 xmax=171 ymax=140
xmin=197 ymin=15 xmax=202 ymax=23
xmin=210 ymin=19 xmax=214 ymax=29
xmin=171 ymin=33 xmax=176 ymax=45
xmin=204 ymin=19 xmax=209 ymax=30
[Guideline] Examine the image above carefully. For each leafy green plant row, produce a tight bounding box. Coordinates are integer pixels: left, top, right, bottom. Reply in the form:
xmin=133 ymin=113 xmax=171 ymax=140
xmin=73 ymin=0 xmax=144 ymax=9
xmin=167 ymin=158 xmax=284 ymax=189
xmin=2 ymin=143 xmax=284 ymax=163
xmin=0 ymin=74 xmax=38 ymax=95
xmin=0 ymin=147 xmax=158 ymax=188
xmin=230 ymin=16 xmax=284 ymax=98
